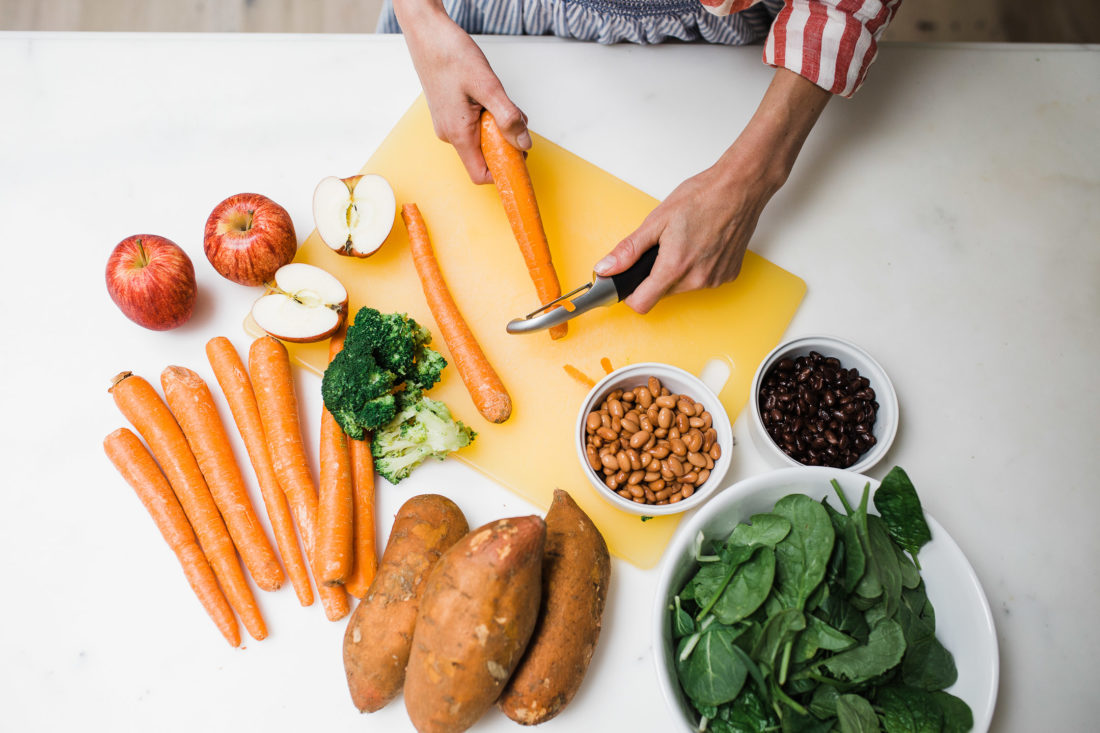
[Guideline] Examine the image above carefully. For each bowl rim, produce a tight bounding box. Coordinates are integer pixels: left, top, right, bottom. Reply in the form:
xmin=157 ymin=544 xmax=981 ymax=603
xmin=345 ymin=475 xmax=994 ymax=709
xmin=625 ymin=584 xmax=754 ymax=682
xmin=748 ymin=334 xmax=899 ymax=474
xmin=575 ymin=361 xmax=734 ymax=517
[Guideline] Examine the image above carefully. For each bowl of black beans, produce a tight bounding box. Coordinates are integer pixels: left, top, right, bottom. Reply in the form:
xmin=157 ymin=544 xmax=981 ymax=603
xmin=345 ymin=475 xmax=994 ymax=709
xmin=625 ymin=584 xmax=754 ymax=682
xmin=748 ymin=335 xmax=898 ymax=473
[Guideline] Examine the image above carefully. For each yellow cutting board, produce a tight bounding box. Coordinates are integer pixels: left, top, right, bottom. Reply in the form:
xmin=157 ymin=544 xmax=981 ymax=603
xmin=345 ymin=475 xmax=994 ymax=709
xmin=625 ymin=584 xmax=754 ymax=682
xmin=261 ymin=96 xmax=805 ymax=569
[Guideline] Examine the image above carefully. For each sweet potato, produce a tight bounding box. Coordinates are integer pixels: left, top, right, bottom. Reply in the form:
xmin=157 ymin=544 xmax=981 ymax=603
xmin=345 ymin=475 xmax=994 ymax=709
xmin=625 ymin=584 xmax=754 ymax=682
xmin=498 ymin=489 xmax=611 ymax=725
xmin=343 ymin=494 xmax=469 ymax=713
xmin=404 ymin=515 xmax=546 ymax=733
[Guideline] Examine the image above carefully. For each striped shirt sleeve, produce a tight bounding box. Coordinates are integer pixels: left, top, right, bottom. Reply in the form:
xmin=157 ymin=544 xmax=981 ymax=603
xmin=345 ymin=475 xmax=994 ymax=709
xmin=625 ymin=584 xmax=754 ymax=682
xmin=761 ymin=0 xmax=903 ymax=97
xmin=701 ymin=1 xmax=903 ymax=97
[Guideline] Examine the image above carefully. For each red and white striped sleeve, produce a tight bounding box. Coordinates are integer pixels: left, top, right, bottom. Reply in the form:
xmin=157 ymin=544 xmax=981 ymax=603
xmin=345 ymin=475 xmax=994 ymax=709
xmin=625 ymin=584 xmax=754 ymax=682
xmin=762 ymin=0 xmax=903 ymax=97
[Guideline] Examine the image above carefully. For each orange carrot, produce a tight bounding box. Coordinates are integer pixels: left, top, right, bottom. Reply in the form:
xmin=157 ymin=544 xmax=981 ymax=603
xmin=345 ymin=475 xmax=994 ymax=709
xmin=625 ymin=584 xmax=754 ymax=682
xmin=110 ymin=372 xmax=267 ymax=641
xmin=480 ymin=110 xmax=567 ymax=340
xmin=161 ymin=365 xmax=284 ymax=593
xmin=343 ymin=435 xmax=378 ymax=599
xmin=317 ymin=330 xmax=354 ymax=586
xmin=402 ymin=203 xmax=513 ymax=423
xmin=104 ymin=427 xmax=241 ymax=647
xmin=205 ymin=336 xmax=314 ymax=607
xmin=248 ymin=336 xmax=349 ymax=621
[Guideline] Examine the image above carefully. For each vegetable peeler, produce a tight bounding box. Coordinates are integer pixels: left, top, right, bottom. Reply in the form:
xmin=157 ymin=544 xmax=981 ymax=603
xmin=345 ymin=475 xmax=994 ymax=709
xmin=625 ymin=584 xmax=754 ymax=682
xmin=506 ymin=246 xmax=659 ymax=334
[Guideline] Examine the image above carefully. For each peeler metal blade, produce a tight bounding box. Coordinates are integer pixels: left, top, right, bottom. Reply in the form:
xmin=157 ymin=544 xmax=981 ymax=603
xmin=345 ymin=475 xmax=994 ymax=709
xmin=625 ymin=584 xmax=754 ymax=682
xmin=505 ymin=246 xmax=659 ymax=334
xmin=505 ymin=276 xmax=619 ymax=334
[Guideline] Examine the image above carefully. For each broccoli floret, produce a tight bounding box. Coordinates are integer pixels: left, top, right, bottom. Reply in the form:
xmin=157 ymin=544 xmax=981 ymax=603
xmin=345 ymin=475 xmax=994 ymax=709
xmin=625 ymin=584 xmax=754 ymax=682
xmin=321 ymin=307 xmax=447 ymax=440
xmin=371 ymin=394 xmax=476 ymax=484
xmin=413 ymin=346 xmax=447 ymax=391
xmin=349 ymin=308 xmax=439 ymax=381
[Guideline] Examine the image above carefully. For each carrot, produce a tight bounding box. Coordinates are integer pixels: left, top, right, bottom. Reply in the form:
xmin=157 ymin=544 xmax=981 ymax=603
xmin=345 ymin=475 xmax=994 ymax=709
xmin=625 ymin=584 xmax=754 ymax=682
xmin=317 ymin=330 xmax=354 ymax=586
xmin=160 ymin=365 xmax=284 ymax=593
xmin=103 ymin=427 xmax=241 ymax=647
xmin=402 ymin=202 xmax=513 ymax=423
xmin=343 ymin=435 xmax=378 ymax=599
xmin=480 ymin=109 xmax=568 ymax=340
xmin=248 ymin=336 xmax=349 ymax=621
xmin=110 ymin=372 xmax=267 ymax=641
xmin=205 ymin=336 xmax=314 ymax=607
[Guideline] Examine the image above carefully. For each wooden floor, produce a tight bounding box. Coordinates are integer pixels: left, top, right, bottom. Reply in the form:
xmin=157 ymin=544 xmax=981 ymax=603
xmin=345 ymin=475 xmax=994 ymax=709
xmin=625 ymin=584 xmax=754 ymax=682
xmin=1 ymin=0 xmax=1097 ymax=42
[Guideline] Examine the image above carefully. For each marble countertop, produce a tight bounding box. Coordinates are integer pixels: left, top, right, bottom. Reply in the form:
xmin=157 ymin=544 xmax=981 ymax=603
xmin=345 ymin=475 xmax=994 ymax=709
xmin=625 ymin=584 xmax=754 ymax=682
xmin=1 ymin=32 xmax=1097 ymax=732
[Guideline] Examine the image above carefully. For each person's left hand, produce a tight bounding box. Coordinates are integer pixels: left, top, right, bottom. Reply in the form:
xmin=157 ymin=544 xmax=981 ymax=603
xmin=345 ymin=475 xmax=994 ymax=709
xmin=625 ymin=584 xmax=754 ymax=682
xmin=593 ymin=158 xmax=779 ymax=314
xmin=592 ymin=67 xmax=830 ymax=314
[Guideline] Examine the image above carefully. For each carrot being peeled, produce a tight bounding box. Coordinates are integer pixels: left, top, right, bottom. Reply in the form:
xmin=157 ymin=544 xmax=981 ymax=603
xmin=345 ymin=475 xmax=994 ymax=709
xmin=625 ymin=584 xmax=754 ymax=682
xmin=317 ymin=330 xmax=354 ymax=587
xmin=160 ymin=365 xmax=284 ymax=593
xmin=402 ymin=203 xmax=513 ymax=424
xmin=343 ymin=435 xmax=378 ymax=599
xmin=103 ymin=427 xmax=240 ymax=647
xmin=480 ymin=110 xmax=567 ymax=340
xmin=205 ymin=336 xmax=314 ymax=607
xmin=249 ymin=336 xmax=349 ymax=621
xmin=109 ymin=372 xmax=267 ymax=641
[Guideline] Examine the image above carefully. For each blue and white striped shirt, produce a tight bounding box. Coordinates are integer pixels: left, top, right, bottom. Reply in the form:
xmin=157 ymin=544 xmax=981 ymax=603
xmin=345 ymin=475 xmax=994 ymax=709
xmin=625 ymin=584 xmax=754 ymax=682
xmin=377 ymin=0 xmax=783 ymax=46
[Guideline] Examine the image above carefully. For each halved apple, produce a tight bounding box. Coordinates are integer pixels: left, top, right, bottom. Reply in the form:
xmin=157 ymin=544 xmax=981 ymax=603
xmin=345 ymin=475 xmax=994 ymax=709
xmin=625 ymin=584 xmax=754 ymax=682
xmin=250 ymin=263 xmax=348 ymax=342
xmin=313 ymin=174 xmax=396 ymax=258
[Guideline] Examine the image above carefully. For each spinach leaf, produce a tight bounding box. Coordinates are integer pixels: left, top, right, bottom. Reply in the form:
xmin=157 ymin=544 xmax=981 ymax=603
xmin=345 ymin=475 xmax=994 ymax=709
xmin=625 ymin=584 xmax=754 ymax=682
xmin=671 ymin=595 xmax=695 ymax=638
xmin=731 ymin=642 xmax=769 ymax=699
xmin=752 ymin=607 xmax=806 ymax=678
xmin=816 ymin=585 xmax=871 ymax=643
xmin=874 ymin=466 xmax=933 ymax=568
xmin=691 ymin=544 xmax=756 ymax=619
xmin=876 ymin=685 xmax=945 ymax=733
xmin=892 ymin=581 xmax=959 ymax=690
xmin=930 ymin=691 xmax=974 ymax=733
xmin=892 ymin=536 xmax=923 ymax=590
xmin=793 ymin=614 xmax=858 ymax=663
xmin=820 ymin=617 xmax=906 ymax=683
xmin=808 ymin=683 xmax=841 ymax=719
xmin=772 ymin=494 xmax=836 ymax=611
xmin=712 ymin=686 xmax=777 ymax=733
xmin=777 ymin=704 xmax=835 ymax=733
xmin=902 ymin=634 xmax=958 ymax=691
xmin=825 ymin=501 xmax=867 ymax=594
xmin=836 ymin=694 xmax=882 ymax=733
xmin=730 ymin=512 xmax=792 ymax=548
xmin=859 ymin=516 xmax=903 ymax=618
xmin=677 ymin=624 xmax=750 ymax=706
xmin=713 ymin=548 xmax=777 ymax=625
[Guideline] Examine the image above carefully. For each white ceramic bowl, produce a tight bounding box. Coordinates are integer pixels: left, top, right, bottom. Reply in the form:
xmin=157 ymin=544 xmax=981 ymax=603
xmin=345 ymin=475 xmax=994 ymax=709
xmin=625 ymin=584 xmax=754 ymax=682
xmin=651 ymin=466 xmax=999 ymax=732
xmin=748 ymin=335 xmax=899 ymax=474
xmin=576 ymin=362 xmax=734 ymax=517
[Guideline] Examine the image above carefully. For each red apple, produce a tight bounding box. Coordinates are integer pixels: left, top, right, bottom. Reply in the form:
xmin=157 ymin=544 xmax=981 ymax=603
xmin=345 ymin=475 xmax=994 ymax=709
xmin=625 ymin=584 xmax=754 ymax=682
xmin=105 ymin=234 xmax=197 ymax=330
xmin=203 ymin=192 xmax=297 ymax=286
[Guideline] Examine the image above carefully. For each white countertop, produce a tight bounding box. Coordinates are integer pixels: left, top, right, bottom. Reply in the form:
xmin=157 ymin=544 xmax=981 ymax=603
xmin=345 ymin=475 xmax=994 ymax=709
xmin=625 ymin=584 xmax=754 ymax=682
xmin=1 ymin=32 xmax=1098 ymax=733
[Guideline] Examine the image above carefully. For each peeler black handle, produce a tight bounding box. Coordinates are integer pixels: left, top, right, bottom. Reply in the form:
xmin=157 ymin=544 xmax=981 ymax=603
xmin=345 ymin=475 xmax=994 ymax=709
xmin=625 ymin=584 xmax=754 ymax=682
xmin=610 ymin=246 xmax=659 ymax=301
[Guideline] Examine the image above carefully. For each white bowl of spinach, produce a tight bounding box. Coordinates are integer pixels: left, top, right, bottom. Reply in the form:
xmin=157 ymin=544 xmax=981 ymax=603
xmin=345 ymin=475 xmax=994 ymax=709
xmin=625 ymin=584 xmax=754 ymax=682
xmin=652 ymin=466 xmax=998 ymax=732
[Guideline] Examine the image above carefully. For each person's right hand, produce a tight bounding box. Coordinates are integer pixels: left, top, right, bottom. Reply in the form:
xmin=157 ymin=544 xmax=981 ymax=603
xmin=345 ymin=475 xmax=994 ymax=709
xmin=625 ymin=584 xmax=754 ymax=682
xmin=395 ymin=1 xmax=530 ymax=183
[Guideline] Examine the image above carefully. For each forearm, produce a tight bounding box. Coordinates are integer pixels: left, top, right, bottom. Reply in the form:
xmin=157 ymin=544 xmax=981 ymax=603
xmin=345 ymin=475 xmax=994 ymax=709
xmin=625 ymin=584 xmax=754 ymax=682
xmin=392 ymin=0 xmax=453 ymax=40
xmin=713 ymin=67 xmax=831 ymax=196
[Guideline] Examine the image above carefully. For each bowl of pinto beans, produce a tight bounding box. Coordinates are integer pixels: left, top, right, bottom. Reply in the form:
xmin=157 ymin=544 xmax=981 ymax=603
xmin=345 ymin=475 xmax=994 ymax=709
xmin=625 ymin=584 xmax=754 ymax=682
xmin=576 ymin=362 xmax=734 ymax=517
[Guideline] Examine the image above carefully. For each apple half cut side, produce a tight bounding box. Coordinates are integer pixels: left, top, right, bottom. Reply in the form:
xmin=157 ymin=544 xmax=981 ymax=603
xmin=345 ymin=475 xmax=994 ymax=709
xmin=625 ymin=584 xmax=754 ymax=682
xmin=313 ymin=174 xmax=396 ymax=258
xmin=250 ymin=263 xmax=348 ymax=343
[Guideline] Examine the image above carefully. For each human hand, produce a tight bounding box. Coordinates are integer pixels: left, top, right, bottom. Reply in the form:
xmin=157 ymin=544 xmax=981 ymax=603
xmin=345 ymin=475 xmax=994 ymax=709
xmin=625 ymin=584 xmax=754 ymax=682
xmin=593 ymin=160 xmax=776 ymax=314
xmin=396 ymin=3 xmax=530 ymax=183
xmin=593 ymin=67 xmax=830 ymax=314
